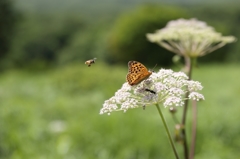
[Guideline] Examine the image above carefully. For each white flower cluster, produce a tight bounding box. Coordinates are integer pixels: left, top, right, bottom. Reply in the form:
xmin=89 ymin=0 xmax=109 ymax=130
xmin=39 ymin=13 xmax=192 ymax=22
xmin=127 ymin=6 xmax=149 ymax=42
xmin=146 ymin=18 xmax=236 ymax=57
xmin=100 ymin=69 xmax=204 ymax=115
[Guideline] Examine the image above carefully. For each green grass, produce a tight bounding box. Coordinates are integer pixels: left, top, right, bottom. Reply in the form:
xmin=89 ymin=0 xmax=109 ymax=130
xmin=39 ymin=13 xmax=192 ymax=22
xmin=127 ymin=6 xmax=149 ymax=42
xmin=0 ymin=63 xmax=240 ymax=159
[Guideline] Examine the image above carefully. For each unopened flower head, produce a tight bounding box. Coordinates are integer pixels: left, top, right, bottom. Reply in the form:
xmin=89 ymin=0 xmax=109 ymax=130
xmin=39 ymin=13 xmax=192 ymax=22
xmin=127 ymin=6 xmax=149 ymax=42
xmin=100 ymin=69 xmax=204 ymax=115
xmin=146 ymin=18 xmax=236 ymax=58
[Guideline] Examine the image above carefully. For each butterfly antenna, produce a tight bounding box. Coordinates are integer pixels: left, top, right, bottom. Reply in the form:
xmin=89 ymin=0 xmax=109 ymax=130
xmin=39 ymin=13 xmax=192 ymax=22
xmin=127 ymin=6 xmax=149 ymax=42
xmin=150 ymin=63 xmax=158 ymax=72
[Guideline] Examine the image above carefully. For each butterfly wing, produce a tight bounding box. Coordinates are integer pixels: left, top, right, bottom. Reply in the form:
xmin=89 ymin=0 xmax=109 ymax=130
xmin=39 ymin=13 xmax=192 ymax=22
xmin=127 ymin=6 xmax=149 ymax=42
xmin=126 ymin=61 xmax=152 ymax=86
xmin=128 ymin=61 xmax=141 ymax=73
xmin=128 ymin=61 xmax=150 ymax=75
xmin=126 ymin=73 xmax=150 ymax=85
xmin=126 ymin=73 xmax=138 ymax=85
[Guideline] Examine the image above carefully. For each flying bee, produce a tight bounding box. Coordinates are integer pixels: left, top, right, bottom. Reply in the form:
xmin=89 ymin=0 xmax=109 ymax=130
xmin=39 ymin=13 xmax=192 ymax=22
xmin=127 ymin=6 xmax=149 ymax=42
xmin=85 ymin=58 xmax=97 ymax=67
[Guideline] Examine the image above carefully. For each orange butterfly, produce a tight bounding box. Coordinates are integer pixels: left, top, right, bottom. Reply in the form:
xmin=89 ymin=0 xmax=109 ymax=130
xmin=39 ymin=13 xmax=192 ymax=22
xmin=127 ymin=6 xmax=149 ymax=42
xmin=126 ymin=61 xmax=152 ymax=86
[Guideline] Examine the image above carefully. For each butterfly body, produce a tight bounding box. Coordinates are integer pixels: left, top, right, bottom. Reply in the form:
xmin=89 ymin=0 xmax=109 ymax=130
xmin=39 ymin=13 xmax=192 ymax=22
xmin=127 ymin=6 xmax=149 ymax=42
xmin=126 ymin=61 xmax=152 ymax=86
xmin=85 ymin=58 xmax=97 ymax=67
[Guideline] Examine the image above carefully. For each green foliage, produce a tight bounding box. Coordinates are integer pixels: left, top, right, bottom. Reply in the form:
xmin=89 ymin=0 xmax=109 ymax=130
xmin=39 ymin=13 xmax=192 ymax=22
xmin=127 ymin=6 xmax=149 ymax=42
xmin=3 ymin=13 xmax=112 ymax=69
xmin=5 ymin=15 xmax=85 ymax=68
xmin=0 ymin=0 xmax=19 ymax=58
xmin=0 ymin=63 xmax=240 ymax=158
xmin=1 ymin=0 xmax=240 ymax=70
xmin=57 ymin=22 xmax=111 ymax=65
xmin=108 ymin=4 xmax=189 ymax=66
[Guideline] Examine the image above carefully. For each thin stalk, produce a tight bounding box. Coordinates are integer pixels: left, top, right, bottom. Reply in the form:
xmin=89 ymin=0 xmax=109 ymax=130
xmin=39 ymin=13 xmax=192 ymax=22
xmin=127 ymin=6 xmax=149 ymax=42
xmin=188 ymin=57 xmax=197 ymax=159
xmin=181 ymin=92 xmax=190 ymax=159
xmin=155 ymin=104 xmax=179 ymax=159
xmin=181 ymin=57 xmax=194 ymax=159
xmin=189 ymin=100 xmax=197 ymax=159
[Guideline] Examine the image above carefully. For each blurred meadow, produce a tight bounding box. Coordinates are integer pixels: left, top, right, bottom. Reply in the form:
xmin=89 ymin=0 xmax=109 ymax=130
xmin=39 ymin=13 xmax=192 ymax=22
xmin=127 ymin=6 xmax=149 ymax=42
xmin=0 ymin=0 xmax=240 ymax=158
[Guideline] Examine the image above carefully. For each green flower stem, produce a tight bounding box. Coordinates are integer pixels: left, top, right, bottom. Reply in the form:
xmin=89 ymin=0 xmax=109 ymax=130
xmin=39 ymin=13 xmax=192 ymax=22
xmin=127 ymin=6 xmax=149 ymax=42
xmin=189 ymin=100 xmax=197 ymax=159
xmin=155 ymin=104 xmax=179 ymax=159
xmin=181 ymin=57 xmax=195 ymax=159
xmin=189 ymin=57 xmax=197 ymax=159
xmin=181 ymin=93 xmax=189 ymax=159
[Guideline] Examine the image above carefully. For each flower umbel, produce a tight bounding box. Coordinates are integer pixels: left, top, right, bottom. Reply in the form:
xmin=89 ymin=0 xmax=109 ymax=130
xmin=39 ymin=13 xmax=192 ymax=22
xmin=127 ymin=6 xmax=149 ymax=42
xmin=100 ymin=69 xmax=204 ymax=115
xmin=146 ymin=18 xmax=236 ymax=58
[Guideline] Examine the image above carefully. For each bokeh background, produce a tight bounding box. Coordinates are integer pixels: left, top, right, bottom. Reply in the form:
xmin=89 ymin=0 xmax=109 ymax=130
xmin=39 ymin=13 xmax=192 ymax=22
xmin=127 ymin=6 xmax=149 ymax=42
xmin=0 ymin=0 xmax=240 ymax=158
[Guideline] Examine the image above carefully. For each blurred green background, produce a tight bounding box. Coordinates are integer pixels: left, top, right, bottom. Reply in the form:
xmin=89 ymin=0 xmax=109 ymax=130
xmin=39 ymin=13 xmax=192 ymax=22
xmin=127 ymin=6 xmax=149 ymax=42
xmin=0 ymin=0 xmax=240 ymax=158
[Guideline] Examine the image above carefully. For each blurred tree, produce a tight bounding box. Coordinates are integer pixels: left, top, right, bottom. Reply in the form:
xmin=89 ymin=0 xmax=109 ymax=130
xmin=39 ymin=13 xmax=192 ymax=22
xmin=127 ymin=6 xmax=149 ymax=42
xmin=5 ymin=15 xmax=85 ymax=68
xmin=57 ymin=22 xmax=110 ymax=65
xmin=108 ymin=4 xmax=189 ymax=66
xmin=0 ymin=0 xmax=18 ymax=58
xmin=229 ymin=9 xmax=240 ymax=62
